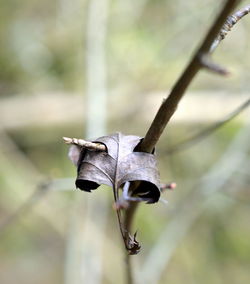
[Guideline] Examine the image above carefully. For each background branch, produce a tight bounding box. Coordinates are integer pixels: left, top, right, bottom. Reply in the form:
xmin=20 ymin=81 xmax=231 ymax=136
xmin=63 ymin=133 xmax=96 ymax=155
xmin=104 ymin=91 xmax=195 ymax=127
xmin=0 ymin=177 xmax=75 ymax=236
xmin=166 ymin=96 xmax=250 ymax=154
xmin=64 ymin=1 xmax=110 ymax=284
xmin=0 ymin=186 xmax=48 ymax=235
xmin=138 ymin=0 xmax=241 ymax=153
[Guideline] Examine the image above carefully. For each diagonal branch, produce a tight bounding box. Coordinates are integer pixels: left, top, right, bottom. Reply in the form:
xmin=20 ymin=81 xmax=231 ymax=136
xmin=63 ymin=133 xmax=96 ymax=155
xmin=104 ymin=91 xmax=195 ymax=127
xmin=137 ymin=0 xmax=241 ymax=153
xmin=166 ymin=96 xmax=250 ymax=155
xmin=124 ymin=0 xmax=242 ymax=257
xmin=211 ymin=4 xmax=250 ymax=51
xmin=0 ymin=183 xmax=49 ymax=236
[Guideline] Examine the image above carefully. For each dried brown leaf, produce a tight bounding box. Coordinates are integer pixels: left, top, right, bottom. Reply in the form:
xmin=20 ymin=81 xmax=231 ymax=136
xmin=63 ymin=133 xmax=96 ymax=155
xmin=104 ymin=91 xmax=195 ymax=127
xmin=76 ymin=132 xmax=161 ymax=203
xmin=67 ymin=132 xmax=161 ymax=254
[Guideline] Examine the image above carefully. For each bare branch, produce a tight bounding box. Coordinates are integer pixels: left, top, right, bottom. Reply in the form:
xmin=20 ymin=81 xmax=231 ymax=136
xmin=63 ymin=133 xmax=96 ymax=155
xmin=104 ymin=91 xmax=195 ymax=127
xmin=211 ymin=4 xmax=250 ymax=52
xmin=0 ymin=184 xmax=49 ymax=236
xmin=166 ymin=97 xmax=250 ymax=155
xmin=125 ymin=255 xmax=134 ymax=284
xmin=199 ymin=54 xmax=230 ymax=75
xmin=0 ymin=177 xmax=76 ymax=236
xmin=138 ymin=0 xmax=241 ymax=154
xmin=160 ymin=182 xmax=177 ymax=191
xmin=124 ymin=0 xmax=242 ymax=253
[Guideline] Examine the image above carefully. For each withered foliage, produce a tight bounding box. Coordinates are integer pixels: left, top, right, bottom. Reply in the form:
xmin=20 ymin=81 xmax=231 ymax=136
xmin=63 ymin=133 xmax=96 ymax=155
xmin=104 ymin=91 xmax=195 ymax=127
xmin=68 ymin=132 xmax=161 ymax=254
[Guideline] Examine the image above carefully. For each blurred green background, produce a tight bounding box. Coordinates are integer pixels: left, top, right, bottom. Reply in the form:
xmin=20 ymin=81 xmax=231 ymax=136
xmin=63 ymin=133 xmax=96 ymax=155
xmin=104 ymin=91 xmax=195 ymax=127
xmin=0 ymin=0 xmax=250 ymax=284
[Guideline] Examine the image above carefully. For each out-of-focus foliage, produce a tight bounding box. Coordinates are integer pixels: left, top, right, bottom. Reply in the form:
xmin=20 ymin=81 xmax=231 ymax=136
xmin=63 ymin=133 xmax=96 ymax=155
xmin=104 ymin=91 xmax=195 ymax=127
xmin=0 ymin=0 xmax=86 ymax=96
xmin=1 ymin=0 xmax=250 ymax=97
xmin=0 ymin=0 xmax=250 ymax=284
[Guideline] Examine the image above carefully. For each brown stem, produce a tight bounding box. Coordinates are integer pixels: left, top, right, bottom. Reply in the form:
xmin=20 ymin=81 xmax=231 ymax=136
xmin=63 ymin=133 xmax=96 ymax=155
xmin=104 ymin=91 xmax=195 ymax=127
xmin=211 ymin=4 xmax=250 ymax=51
xmin=125 ymin=254 xmax=133 ymax=284
xmin=124 ymin=0 xmax=241 ymax=249
xmin=139 ymin=0 xmax=241 ymax=153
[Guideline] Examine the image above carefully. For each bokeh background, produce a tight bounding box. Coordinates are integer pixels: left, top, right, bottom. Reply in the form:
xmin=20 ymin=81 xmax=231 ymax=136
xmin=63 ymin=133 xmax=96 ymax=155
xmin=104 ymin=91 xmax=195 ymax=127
xmin=1 ymin=0 xmax=250 ymax=283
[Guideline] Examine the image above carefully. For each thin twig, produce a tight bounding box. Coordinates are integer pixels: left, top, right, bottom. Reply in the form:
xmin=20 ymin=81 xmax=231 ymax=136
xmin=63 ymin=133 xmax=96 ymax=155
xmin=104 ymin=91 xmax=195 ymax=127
xmin=125 ymin=255 xmax=133 ymax=284
xmin=124 ymin=0 xmax=242 ymax=252
xmin=0 ymin=131 xmax=65 ymax=235
xmin=0 ymin=184 xmax=49 ymax=236
xmin=138 ymin=0 xmax=241 ymax=154
xmin=0 ymin=177 xmax=75 ymax=236
xmin=211 ymin=4 xmax=250 ymax=51
xmin=199 ymin=54 xmax=230 ymax=75
xmin=166 ymin=96 xmax=250 ymax=155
